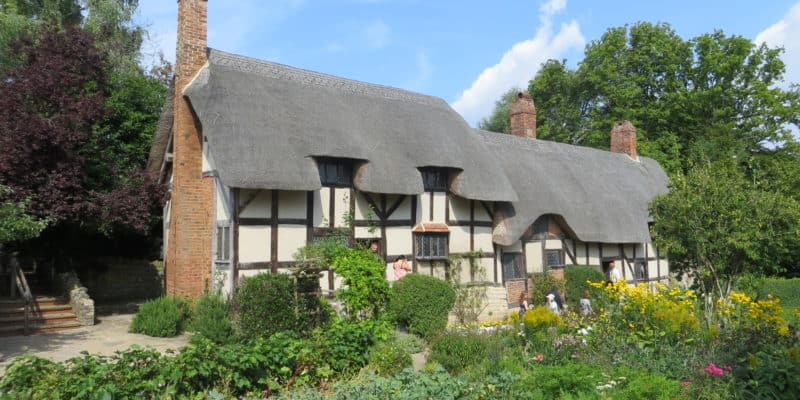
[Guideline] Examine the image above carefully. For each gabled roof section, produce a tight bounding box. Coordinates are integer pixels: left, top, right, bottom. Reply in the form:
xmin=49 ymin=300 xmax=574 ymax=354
xmin=146 ymin=90 xmax=174 ymax=177
xmin=182 ymin=49 xmax=517 ymax=202
xmin=478 ymin=130 xmax=669 ymax=245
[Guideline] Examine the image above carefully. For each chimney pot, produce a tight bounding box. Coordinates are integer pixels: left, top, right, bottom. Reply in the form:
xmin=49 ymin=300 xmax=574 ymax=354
xmin=509 ymin=92 xmax=536 ymax=139
xmin=610 ymin=120 xmax=638 ymax=160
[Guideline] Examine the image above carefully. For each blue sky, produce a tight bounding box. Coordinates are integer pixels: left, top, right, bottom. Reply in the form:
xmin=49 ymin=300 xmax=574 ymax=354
xmin=135 ymin=0 xmax=800 ymax=126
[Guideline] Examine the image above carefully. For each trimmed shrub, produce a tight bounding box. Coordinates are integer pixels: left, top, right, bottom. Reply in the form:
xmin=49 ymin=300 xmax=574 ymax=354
xmin=429 ymin=332 xmax=488 ymax=374
xmin=332 ymin=247 xmax=391 ymax=320
xmin=564 ymin=265 xmax=606 ymax=307
xmin=191 ymin=293 xmax=235 ymax=344
xmin=234 ymin=273 xmax=298 ymax=339
xmin=529 ymin=272 xmax=565 ymax=308
xmin=129 ymin=296 xmax=186 ymax=337
xmin=389 ymin=274 xmax=456 ymax=339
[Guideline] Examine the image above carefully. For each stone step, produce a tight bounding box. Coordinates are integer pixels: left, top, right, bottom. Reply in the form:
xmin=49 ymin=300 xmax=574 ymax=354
xmin=0 ymin=312 xmax=78 ymax=328
xmin=0 ymin=321 xmax=82 ymax=337
xmin=0 ymin=304 xmax=73 ymax=318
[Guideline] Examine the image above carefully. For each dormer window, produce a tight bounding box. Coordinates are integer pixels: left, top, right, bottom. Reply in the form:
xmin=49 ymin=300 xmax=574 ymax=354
xmin=420 ymin=167 xmax=448 ymax=192
xmin=318 ymin=158 xmax=352 ymax=187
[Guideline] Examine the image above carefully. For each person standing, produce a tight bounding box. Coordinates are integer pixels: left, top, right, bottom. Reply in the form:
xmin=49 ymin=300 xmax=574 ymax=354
xmin=546 ymin=293 xmax=560 ymax=315
xmin=518 ymin=291 xmax=529 ymax=319
xmin=393 ymin=255 xmax=412 ymax=280
xmin=580 ymin=290 xmax=593 ymax=316
xmin=608 ymin=261 xmax=622 ymax=283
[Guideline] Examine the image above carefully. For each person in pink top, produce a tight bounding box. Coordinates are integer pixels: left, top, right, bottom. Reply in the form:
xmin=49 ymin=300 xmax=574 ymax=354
xmin=393 ymin=255 xmax=412 ymax=280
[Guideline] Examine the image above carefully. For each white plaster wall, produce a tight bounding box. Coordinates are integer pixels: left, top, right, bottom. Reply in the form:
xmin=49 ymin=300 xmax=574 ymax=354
xmin=279 ymin=191 xmax=306 ymax=219
xmin=603 ymin=244 xmax=619 ymax=258
xmin=448 ymin=195 xmax=470 ymax=222
xmin=386 ymin=227 xmax=411 ymax=255
xmin=239 ymin=190 xmax=271 ymax=219
xmin=333 ymin=189 xmax=351 ymax=228
xmin=544 ymin=239 xmax=562 ymax=250
xmin=473 ymin=228 xmax=493 ymax=254
xmin=354 ymin=227 xmax=380 ymax=239
xmin=449 ymin=226 xmax=470 ymax=253
xmin=239 ymin=269 xmax=270 ymax=279
xmin=526 ymin=242 xmax=544 ymax=274
xmin=432 ymin=192 xmax=446 ymax=222
xmin=501 ymin=241 xmax=523 ymax=253
xmin=313 ymin=189 xmax=327 ymax=227
xmin=386 ymin=195 xmax=411 ymax=220
xmin=239 ymin=226 xmax=269 ymax=262
xmin=212 ymin=264 xmax=233 ymax=298
xmin=477 ymin=258 xmax=494 ymax=282
xmin=419 ymin=193 xmax=431 ymax=221
xmin=588 ymin=243 xmax=600 ymax=266
xmin=474 ymin=202 xmax=491 ymax=221
xmin=354 ymin=191 xmax=370 ymax=220
xmin=278 ymin=225 xmax=306 ymax=261
xmin=202 ymin=142 xmax=213 ymax=174
xmin=215 ymin=182 xmax=231 ymax=222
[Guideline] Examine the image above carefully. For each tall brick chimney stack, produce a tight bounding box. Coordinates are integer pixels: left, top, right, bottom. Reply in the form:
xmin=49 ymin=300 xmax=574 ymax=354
xmin=509 ymin=92 xmax=536 ymax=139
xmin=167 ymin=0 xmax=212 ymax=297
xmin=610 ymin=120 xmax=638 ymax=160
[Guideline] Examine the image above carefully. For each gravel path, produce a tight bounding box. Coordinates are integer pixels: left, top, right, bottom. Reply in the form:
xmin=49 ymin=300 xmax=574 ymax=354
xmin=0 ymin=313 xmax=189 ymax=376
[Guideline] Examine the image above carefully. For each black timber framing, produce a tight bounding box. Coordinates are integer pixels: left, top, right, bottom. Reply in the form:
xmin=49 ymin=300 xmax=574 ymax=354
xmin=233 ymin=189 xmax=240 ymax=287
xmin=271 ymin=190 xmax=279 ymax=273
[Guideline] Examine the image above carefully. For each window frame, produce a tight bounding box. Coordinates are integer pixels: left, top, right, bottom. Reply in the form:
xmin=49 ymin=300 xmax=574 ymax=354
xmin=419 ymin=167 xmax=449 ymax=192
xmin=414 ymin=233 xmax=449 ymax=260
xmin=545 ymin=249 xmax=564 ymax=268
xmin=502 ymin=252 xmax=525 ymax=281
xmin=215 ymin=224 xmax=231 ymax=262
xmin=317 ymin=158 xmax=353 ymax=187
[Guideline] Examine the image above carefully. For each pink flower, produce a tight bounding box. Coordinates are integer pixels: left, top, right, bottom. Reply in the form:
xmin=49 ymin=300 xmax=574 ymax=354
xmin=534 ymin=353 xmax=544 ymax=362
xmin=682 ymin=380 xmax=691 ymax=386
xmin=704 ymin=362 xmax=725 ymax=376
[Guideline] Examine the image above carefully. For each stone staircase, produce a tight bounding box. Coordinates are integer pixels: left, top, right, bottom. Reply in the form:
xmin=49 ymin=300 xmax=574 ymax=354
xmin=0 ymin=273 xmax=81 ymax=336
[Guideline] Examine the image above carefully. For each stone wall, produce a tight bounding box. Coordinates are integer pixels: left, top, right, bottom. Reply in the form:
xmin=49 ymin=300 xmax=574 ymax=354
xmin=448 ymin=284 xmax=512 ymax=324
xmin=80 ymin=258 xmax=164 ymax=303
xmin=56 ymin=271 xmax=95 ymax=326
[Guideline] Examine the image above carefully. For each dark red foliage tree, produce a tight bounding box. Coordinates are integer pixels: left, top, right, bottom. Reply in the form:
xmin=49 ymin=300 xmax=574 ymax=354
xmin=0 ymin=25 xmax=106 ymax=221
xmin=0 ymin=25 xmax=163 ymax=236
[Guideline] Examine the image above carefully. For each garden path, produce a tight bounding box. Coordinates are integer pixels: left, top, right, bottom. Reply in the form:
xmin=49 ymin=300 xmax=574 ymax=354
xmin=0 ymin=313 xmax=189 ymax=375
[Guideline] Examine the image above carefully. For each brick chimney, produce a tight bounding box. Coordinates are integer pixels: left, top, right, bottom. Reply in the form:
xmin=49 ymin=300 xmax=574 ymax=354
xmin=509 ymin=92 xmax=536 ymax=139
xmin=610 ymin=120 xmax=638 ymax=160
xmin=166 ymin=0 xmax=212 ymax=297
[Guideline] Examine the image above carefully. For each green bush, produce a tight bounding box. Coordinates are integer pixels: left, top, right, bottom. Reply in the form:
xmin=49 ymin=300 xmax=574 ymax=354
xmin=610 ymin=369 xmax=682 ymax=400
xmin=234 ymin=273 xmax=298 ymax=339
xmin=530 ymin=272 xmax=565 ymax=308
xmin=516 ymin=362 xmax=601 ymax=398
xmin=190 ymin=293 xmax=235 ymax=344
xmin=760 ymin=278 xmax=800 ymax=322
xmin=564 ymin=265 xmax=606 ymax=307
xmin=389 ymin=274 xmax=456 ymax=339
xmin=304 ymin=318 xmax=390 ymax=377
xmin=392 ymin=331 xmax=426 ymax=354
xmin=332 ymin=247 xmax=391 ymax=320
xmin=429 ymin=332 xmax=489 ymax=374
xmin=129 ymin=296 xmax=187 ymax=337
xmin=368 ymin=339 xmax=413 ymax=376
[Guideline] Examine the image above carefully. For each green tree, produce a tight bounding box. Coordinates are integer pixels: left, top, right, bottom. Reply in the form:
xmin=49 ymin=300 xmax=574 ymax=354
xmin=477 ymin=87 xmax=522 ymax=134
xmin=482 ymin=22 xmax=800 ymax=176
xmin=0 ymin=185 xmax=48 ymax=244
xmin=650 ymin=161 xmax=800 ymax=300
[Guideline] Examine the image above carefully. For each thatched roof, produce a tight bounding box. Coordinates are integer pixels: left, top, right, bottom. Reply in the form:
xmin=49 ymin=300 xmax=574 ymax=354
xmin=181 ymin=49 xmax=517 ymax=202
xmin=146 ymin=90 xmax=173 ymax=175
xmin=477 ymin=130 xmax=669 ymax=245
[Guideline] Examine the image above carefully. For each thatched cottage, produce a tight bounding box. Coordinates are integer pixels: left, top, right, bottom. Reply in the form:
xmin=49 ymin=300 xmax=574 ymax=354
xmin=147 ymin=0 xmax=669 ymax=306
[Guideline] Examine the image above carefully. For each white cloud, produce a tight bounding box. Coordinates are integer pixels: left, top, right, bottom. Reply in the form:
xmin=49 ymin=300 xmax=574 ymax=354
xmin=451 ymin=0 xmax=584 ymax=126
xmin=403 ymin=50 xmax=434 ymax=91
xmin=755 ymin=2 xmax=800 ymax=89
xmin=363 ymin=20 xmax=391 ymax=49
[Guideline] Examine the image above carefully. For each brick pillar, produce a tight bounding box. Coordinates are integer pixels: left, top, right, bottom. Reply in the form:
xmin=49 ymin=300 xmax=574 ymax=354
xmin=166 ymin=0 xmax=212 ymax=297
xmin=610 ymin=121 xmax=638 ymax=160
xmin=509 ymin=92 xmax=536 ymax=139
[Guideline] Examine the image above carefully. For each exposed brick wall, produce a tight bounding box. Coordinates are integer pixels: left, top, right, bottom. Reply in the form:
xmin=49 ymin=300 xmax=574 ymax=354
xmin=509 ymin=92 xmax=536 ymax=139
xmin=505 ymin=279 xmax=527 ymax=305
xmin=610 ymin=120 xmax=638 ymax=160
xmin=166 ymin=0 xmax=213 ymax=297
